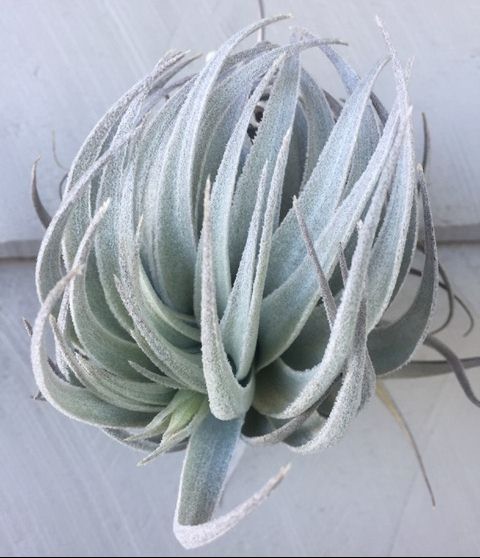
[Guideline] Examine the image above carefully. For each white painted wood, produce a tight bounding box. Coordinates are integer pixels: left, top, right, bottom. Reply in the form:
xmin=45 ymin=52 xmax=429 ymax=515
xmin=0 ymin=245 xmax=479 ymax=557
xmin=0 ymin=0 xmax=479 ymax=247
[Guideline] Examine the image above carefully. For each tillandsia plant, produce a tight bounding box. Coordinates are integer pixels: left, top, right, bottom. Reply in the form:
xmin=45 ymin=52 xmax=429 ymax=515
xmin=29 ymin=14 xmax=480 ymax=549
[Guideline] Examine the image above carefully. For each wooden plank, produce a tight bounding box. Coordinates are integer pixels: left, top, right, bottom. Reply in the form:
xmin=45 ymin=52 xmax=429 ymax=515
xmin=1 ymin=0 xmax=479 ymax=247
xmin=0 ymin=244 xmax=479 ymax=556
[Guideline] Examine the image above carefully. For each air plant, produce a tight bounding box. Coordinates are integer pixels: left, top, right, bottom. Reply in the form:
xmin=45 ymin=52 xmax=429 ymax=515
xmin=29 ymin=14 xmax=480 ymax=549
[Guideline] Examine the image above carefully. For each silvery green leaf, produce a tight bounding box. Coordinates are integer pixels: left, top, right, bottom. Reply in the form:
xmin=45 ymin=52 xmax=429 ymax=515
xmin=67 ymin=201 xmax=155 ymax=378
xmin=365 ymin=25 xmax=417 ymax=330
xmin=193 ymin=91 xmax=249 ymax=232
xmin=128 ymin=390 xmax=205 ymax=442
xmin=220 ymin=163 xmax=269 ymax=378
xmin=200 ymin=181 xmax=255 ymax=420
xmin=222 ymin=129 xmax=291 ymax=381
xmin=242 ymin=407 xmax=315 ymax=446
xmin=154 ymin=16 xmax=290 ymax=314
xmin=258 ymin=99 xmax=404 ymax=368
xmin=366 ymin=123 xmax=415 ymax=329
xmin=138 ymin=398 xmax=210 ymax=465
xmin=314 ymin=40 xmax=382 ymax=195
xmin=292 ymin=197 xmax=337 ymax=327
xmin=51 ymin=315 xmax=171 ymax=406
xmin=36 ymin=51 xmax=187 ymax=305
xmin=92 ymin=55 xmax=196 ymax=330
xmin=205 ymin=37 xmax=342 ymax=316
xmin=280 ymin=104 xmax=307 ymax=217
xmin=255 ymin=117 xmax=406 ymax=418
xmin=117 ymin=153 xmax=201 ymax=349
xmin=32 ymin=267 xmax=152 ymax=428
xmin=229 ymin=53 xmax=300 ymax=270
xmin=174 ymin=412 xmax=290 ymax=549
xmin=389 ymin=191 xmax=418 ymax=303
xmin=283 ymin=300 xmax=368 ymax=453
xmin=297 ymin=68 xmax=335 ymax=187
xmin=64 ymin=51 xmax=191 ymax=267
xmin=128 ymin=362 xmax=184 ymax=390
xmin=116 ymin=278 xmax=206 ymax=392
xmin=209 ymin=54 xmax=287 ymax=314
xmin=265 ymin=56 xmax=389 ymax=296
xmin=369 ymin=168 xmax=438 ymax=375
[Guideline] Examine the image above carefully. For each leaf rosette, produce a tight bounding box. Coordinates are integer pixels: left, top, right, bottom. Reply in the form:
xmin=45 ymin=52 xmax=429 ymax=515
xmin=30 ymin=16 xmax=453 ymax=548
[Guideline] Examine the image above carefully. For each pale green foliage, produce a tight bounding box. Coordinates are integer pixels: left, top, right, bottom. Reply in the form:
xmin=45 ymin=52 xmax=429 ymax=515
xmin=32 ymin=15 xmax=475 ymax=549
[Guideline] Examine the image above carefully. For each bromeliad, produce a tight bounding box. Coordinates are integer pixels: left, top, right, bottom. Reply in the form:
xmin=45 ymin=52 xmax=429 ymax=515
xmin=29 ymin=15 xmax=479 ymax=549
